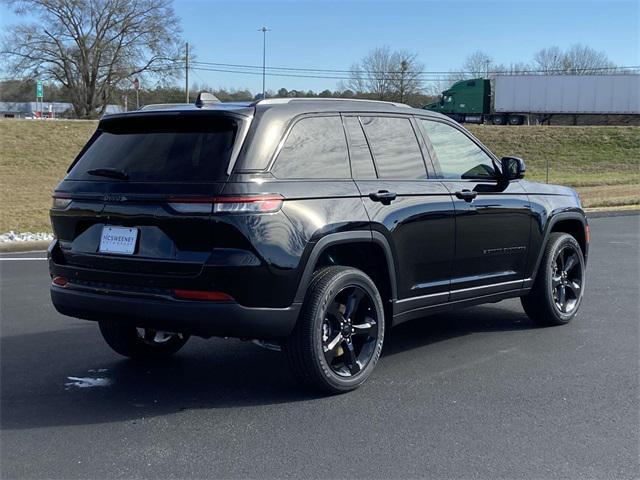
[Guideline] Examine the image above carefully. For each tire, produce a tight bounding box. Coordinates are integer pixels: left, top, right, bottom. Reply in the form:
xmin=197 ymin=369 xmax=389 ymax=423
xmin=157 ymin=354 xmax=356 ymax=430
xmin=508 ymin=115 xmax=524 ymax=126
xmin=521 ymin=233 xmax=586 ymax=326
xmin=98 ymin=321 xmax=189 ymax=358
xmin=492 ymin=115 xmax=507 ymax=125
xmin=284 ymin=266 xmax=385 ymax=394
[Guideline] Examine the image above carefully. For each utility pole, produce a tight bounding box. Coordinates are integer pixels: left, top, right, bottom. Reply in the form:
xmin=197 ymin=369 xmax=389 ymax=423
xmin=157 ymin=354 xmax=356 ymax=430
xmin=185 ymin=42 xmax=189 ymax=103
xmin=258 ymin=26 xmax=270 ymax=99
xmin=485 ymin=59 xmax=490 ymax=78
xmin=133 ymin=77 xmax=140 ymax=109
xmin=399 ymin=60 xmax=408 ymax=103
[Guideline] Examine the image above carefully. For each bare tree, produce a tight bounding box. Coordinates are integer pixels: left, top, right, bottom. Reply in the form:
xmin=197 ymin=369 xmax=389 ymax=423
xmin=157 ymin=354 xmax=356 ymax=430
xmin=347 ymin=46 xmax=425 ymax=101
xmin=388 ymin=50 xmax=424 ymax=103
xmin=533 ymin=44 xmax=616 ymax=74
xmin=347 ymin=46 xmax=396 ymax=100
xmin=533 ymin=46 xmax=565 ymax=73
xmin=562 ymin=44 xmax=616 ymax=74
xmin=1 ymin=0 xmax=183 ymax=118
xmin=344 ymin=61 xmax=366 ymax=94
xmin=462 ymin=50 xmax=494 ymax=78
xmin=444 ymin=51 xmax=497 ymax=82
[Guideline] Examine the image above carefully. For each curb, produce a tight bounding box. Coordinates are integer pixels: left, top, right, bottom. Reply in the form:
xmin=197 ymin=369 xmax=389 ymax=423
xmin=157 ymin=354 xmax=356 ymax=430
xmin=1 ymin=208 xmax=638 ymax=254
xmin=586 ymin=209 xmax=640 ymax=218
xmin=0 ymin=240 xmax=51 ymax=253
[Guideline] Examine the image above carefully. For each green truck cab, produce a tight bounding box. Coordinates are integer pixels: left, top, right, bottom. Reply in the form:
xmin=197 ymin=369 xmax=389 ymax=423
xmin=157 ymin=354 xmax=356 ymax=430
xmin=423 ymin=78 xmax=492 ymax=124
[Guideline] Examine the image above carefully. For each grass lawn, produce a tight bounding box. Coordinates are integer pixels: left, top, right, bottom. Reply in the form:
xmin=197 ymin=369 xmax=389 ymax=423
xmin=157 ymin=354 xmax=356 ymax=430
xmin=468 ymin=125 xmax=640 ymax=188
xmin=468 ymin=125 xmax=640 ymax=209
xmin=1 ymin=120 xmax=97 ymax=232
xmin=0 ymin=120 xmax=638 ymax=232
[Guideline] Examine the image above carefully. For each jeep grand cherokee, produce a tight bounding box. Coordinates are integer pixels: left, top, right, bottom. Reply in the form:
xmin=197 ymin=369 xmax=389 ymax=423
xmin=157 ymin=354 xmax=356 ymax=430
xmin=49 ymin=96 xmax=588 ymax=393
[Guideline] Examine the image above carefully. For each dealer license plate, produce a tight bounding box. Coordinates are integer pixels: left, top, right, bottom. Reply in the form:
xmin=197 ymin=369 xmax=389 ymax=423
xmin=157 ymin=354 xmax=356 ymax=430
xmin=99 ymin=226 xmax=138 ymax=255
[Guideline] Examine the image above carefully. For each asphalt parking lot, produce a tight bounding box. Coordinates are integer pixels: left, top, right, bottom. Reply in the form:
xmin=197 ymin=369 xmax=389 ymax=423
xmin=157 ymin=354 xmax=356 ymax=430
xmin=1 ymin=215 xmax=638 ymax=479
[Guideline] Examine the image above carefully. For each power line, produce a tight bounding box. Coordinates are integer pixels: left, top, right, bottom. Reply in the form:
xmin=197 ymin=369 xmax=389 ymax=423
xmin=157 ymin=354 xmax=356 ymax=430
xmin=188 ymin=64 xmax=640 ymax=83
xmin=190 ymin=66 xmax=407 ymax=81
xmin=189 ymin=59 xmax=640 ymax=76
xmin=4 ymin=60 xmax=637 ymax=88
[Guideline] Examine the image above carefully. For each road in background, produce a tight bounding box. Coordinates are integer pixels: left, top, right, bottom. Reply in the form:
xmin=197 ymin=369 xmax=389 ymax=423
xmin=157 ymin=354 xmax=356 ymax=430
xmin=1 ymin=216 xmax=638 ymax=479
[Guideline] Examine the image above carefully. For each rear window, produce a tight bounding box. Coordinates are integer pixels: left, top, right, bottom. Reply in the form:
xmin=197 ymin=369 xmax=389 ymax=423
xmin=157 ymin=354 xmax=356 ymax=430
xmin=67 ymin=115 xmax=237 ymax=182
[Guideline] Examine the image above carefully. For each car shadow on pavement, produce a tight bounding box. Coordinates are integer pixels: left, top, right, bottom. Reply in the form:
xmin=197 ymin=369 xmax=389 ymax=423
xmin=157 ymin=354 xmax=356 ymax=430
xmin=383 ymin=302 xmax=533 ymax=357
xmin=1 ymin=303 xmax=534 ymax=430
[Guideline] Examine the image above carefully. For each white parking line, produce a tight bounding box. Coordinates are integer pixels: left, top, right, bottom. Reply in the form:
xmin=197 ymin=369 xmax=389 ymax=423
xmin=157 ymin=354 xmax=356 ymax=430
xmin=0 ymin=258 xmax=47 ymax=261
xmin=0 ymin=250 xmax=48 ymax=254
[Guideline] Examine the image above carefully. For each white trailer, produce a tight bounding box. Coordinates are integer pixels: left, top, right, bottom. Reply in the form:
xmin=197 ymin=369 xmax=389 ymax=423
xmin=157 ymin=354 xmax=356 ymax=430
xmin=494 ymin=74 xmax=640 ymax=115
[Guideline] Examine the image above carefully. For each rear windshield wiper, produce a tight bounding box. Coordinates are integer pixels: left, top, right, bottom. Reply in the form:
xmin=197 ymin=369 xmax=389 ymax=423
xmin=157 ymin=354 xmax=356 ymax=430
xmin=86 ymin=168 xmax=129 ymax=181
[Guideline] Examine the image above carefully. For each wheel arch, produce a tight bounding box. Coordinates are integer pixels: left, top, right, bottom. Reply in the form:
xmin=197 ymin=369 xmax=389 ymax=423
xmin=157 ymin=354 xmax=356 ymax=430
xmin=293 ymin=232 xmax=398 ymax=314
xmin=530 ymin=211 xmax=588 ymax=283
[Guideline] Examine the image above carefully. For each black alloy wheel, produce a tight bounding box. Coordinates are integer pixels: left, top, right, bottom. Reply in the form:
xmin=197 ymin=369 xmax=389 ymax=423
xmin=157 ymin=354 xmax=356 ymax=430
xmin=321 ymin=285 xmax=380 ymax=377
xmin=521 ymin=232 xmax=586 ymax=326
xmin=550 ymin=244 xmax=584 ymax=314
xmin=284 ymin=266 xmax=385 ymax=394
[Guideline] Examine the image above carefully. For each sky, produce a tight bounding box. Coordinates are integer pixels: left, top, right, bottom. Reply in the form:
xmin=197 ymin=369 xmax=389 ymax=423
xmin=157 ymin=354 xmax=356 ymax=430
xmin=1 ymin=0 xmax=638 ymax=94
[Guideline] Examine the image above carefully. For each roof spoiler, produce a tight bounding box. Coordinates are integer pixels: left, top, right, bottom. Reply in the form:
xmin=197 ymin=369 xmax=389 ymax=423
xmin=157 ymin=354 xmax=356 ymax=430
xmin=195 ymin=92 xmax=221 ymax=108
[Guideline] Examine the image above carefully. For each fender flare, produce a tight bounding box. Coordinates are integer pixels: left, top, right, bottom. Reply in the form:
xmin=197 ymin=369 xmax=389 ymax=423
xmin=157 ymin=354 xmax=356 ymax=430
xmin=528 ymin=210 xmax=588 ymax=285
xmin=293 ymin=231 xmax=398 ymax=303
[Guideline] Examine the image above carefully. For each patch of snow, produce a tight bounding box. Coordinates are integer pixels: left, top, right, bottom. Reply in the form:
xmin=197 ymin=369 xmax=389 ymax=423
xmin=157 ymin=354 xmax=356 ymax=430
xmin=0 ymin=231 xmax=54 ymax=243
xmin=65 ymin=376 xmax=111 ymax=389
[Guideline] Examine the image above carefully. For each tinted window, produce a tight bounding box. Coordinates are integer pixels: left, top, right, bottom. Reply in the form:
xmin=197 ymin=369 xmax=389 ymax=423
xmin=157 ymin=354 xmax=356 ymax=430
xmin=421 ymin=120 xmax=496 ymax=179
xmin=273 ymin=116 xmax=349 ymax=179
xmin=343 ymin=116 xmax=376 ymax=179
xmin=360 ymin=116 xmax=426 ymax=179
xmin=68 ymin=116 xmax=237 ymax=182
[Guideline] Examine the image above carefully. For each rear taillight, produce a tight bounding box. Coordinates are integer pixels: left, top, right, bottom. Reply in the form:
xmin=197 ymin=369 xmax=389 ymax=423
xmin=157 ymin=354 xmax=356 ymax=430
xmin=213 ymin=195 xmax=283 ymax=214
xmin=52 ymin=194 xmax=72 ymax=209
xmin=168 ymin=194 xmax=284 ymax=215
xmin=52 ymin=276 xmax=69 ymax=287
xmin=173 ymin=289 xmax=234 ymax=301
xmin=167 ymin=198 xmax=214 ymax=214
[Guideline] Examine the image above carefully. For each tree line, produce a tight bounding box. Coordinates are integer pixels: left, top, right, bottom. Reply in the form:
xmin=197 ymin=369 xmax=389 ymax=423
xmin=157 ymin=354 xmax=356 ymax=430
xmin=0 ymin=79 xmax=436 ymax=113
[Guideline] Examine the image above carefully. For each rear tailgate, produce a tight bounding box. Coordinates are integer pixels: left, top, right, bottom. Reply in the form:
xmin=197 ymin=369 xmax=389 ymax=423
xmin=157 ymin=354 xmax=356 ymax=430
xmin=51 ymin=111 xmax=249 ymax=277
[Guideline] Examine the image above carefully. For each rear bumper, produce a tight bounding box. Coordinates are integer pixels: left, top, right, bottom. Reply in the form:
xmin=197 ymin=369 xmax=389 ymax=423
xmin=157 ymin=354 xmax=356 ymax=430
xmin=51 ymin=285 xmax=301 ymax=340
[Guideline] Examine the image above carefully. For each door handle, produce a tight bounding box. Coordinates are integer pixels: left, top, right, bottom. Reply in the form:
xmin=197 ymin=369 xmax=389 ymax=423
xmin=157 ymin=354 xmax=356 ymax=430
xmin=369 ymin=190 xmax=397 ymax=205
xmin=455 ymin=189 xmax=478 ymax=202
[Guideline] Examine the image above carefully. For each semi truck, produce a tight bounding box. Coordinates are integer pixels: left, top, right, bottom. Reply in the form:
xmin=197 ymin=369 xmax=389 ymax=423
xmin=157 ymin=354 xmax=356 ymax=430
xmin=423 ymin=74 xmax=640 ymax=125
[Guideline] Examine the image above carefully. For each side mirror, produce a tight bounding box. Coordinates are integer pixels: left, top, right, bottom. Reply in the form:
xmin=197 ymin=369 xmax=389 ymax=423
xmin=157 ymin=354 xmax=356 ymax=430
xmin=500 ymin=156 xmax=525 ymax=181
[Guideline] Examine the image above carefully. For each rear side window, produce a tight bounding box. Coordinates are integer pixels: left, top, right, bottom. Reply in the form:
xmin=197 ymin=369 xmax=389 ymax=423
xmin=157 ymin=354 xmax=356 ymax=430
xmin=420 ymin=120 xmax=496 ymax=179
xmin=68 ymin=115 xmax=237 ymax=182
xmin=343 ymin=116 xmax=376 ymax=179
xmin=272 ymin=116 xmax=349 ymax=179
xmin=360 ymin=116 xmax=426 ymax=179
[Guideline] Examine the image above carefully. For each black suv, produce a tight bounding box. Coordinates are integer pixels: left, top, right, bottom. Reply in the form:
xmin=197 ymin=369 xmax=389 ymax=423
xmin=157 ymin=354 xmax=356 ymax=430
xmin=49 ymin=96 xmax=588 ymax=393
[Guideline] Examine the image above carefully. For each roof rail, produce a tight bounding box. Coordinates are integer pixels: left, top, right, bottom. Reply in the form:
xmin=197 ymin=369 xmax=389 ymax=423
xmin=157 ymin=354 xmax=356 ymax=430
xmin=139 ymin=103 xmax=192 ymax=111
xmin=253 ymin=97 xmax=412 ymax=108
